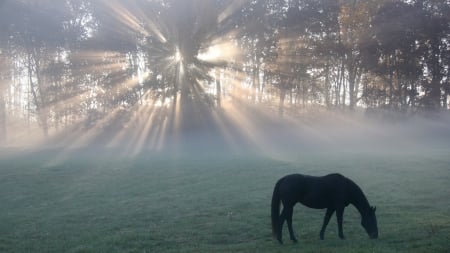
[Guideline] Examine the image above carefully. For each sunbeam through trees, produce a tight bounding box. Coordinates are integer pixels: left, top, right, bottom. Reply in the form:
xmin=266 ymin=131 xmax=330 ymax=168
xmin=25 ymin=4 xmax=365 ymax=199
xmin=0 ymin=0 xmax=449 ymax=150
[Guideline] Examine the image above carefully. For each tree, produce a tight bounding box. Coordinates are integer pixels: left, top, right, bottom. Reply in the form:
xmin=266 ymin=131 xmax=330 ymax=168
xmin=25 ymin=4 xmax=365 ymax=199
xmin=135 ymin=0 xmax=248 ymax=132
xmin=2 ymin=0 xmax=450 ymax=145
xmin=367 ymin=0 xmax=449 ymax=111
xmin=0 ymin=50 xmax=9 ymax=143
xmin=0 ymin=0 xmax=68 ymax=137
xmin=338 ymin=0 xmax=381 ymax=110
xmin=416 ymin=0 xmax=450 ymax=110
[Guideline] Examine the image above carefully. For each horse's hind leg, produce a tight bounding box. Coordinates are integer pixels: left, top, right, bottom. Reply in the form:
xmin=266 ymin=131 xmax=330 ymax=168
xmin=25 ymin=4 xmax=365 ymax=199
xmin=277 ymin=207 xmax=287 ymax=243
xmin=285 ymin=206 xmax=298 ymax=243
xmin=277 ymin=205 xmax=296 ymax=244
xmin=320 ymin=208 xmax=335 ymax=240
xmin=336 ymin=207 xmax=345 ymax=239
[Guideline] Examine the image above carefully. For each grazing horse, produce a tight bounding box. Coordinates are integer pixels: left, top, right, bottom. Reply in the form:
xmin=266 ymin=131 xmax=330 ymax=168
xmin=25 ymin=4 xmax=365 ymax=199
xmin=271 ymin=173 xmax=378 ymax=244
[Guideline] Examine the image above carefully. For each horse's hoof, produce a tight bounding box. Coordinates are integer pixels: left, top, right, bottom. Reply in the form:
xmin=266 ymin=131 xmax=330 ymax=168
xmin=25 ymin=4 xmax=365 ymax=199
xmin=292 ymin=239 xmax=298 ymax=243
xmin=276 ymin=237 xmax=283 ymax=244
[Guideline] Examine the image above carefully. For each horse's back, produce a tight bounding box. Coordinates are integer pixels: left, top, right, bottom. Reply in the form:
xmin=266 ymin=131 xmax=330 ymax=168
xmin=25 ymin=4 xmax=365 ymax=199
xmin=277 ymin=173 xmax=351 ymax=209
xmin=279 ymin=173 xmax=347 ymax=186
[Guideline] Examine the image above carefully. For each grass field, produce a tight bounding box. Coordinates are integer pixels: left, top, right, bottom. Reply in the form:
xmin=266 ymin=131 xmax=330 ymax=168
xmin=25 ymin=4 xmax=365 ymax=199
xmin=0 ymin=148 xmax=449 ymax=253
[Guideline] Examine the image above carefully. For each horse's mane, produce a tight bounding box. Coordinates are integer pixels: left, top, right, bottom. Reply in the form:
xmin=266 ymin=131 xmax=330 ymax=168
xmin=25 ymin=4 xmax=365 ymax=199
xmin=346 ymin=177 xmax=371 ymax=215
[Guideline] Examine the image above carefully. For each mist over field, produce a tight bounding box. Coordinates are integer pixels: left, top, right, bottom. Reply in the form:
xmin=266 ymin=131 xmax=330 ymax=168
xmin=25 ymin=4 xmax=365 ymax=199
xmin=3 ymin=110 xmax=450 ymax=161
xmin=1 ymin=112 xmax=449 ymax=253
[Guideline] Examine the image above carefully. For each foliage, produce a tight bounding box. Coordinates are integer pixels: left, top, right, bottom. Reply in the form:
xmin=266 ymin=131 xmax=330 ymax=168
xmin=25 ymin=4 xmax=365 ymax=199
xmin=0 ymin=0 xmax=449 ymax=140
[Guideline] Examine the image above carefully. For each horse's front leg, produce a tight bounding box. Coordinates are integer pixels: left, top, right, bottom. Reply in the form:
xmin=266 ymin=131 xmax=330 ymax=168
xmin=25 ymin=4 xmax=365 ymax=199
xmin=320 ymin=208 xmax=335 ymax=240
xmin=336 ymin=207 xmax=345 ymax=239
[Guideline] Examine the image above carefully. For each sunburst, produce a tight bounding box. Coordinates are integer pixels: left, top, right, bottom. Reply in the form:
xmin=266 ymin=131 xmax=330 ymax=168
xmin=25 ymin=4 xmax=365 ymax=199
xmin=4 ymin=0 xmax=290 ymax=158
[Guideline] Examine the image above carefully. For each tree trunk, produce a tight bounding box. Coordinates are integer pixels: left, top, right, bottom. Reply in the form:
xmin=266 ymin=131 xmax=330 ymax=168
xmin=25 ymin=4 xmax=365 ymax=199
xmin=339 ymin=59 xmax=346 ymax=107
xmin=215 ymin=68 xmax=221 ymax=107
xmin=324 ymin=60 xmax=331 ymax=108
xmin=34 ymin=54 xmax=49 ymax=138
xmin=170 ymin=63 xmax=180 ymax=134
xmin=445 ymin=74 xmax=450 ymax=109
xmin=348 ymin=60 xmax=356 ymax=110
xmin=388 ymin=55 xmax=394 ymax=107
xmin=341 ymin=78 xmax=347 ymax=109
xmin=335 ymin=68 xmax=341 ymax=107
xmin=27 ymin=49 xmax=49 ymax=138
xmin=302 ymin=83 xmax=307 ymax=109
xmin=442 ymin=90 xmax=448 ymax=109
xmin=0 ymin=90 xmax=6 ymax=144
xmin=354 ymin=70 xmax=362 ymax=108
xmin=0 ymin=58 xmax=7 ymax=143
xmin=429 ymin=36 xmax=442 ymax=110
xmin=252 ymin=64 xmax=259 ymax=104
xmin=279 ymin=86 xmax=286 ymax=117
xmin=259 ymin=72 xmax=265 ymax=103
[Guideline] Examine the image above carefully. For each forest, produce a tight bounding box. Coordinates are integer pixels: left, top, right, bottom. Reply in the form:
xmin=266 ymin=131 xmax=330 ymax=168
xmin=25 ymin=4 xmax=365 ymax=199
xmin=0 ymin=0 xmax=449 ymax=148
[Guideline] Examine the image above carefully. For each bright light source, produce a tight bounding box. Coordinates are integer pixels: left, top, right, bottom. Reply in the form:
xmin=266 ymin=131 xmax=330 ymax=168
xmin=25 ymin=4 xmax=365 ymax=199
xmin=197 ymin=45 xmax=221 ymax=62
xmin=174 ymin=48 xmax=182 ymax=62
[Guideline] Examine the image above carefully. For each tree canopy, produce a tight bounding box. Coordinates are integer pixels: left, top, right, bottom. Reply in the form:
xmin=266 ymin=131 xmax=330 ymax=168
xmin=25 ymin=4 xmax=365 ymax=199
xmin=0 ymin=0 xmax=449 ymax=146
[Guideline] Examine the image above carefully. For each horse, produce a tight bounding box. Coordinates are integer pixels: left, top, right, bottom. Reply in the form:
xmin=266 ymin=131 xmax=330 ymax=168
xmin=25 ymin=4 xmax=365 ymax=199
xmin=271 ymin=173 xmax=378 ymax=244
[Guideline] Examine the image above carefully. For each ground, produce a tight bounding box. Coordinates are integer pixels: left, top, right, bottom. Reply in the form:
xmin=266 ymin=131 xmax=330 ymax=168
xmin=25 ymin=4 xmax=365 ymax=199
xmin=0 ymin=148 xmax=449 ymax=253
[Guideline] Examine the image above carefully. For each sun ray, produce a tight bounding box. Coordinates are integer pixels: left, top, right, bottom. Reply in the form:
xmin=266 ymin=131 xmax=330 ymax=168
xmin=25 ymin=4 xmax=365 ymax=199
xmin=3 ymin=0 xmax=293 ymax=156
xmin=111 ymin=102 xmax=155 ymax=154
xmin=218 ymin=0 xmax=252 ymax=24
xmin=97 ymin=0 xmax=149 ymax=37
xmin=197 ymin=40 xmax=240 ymax=64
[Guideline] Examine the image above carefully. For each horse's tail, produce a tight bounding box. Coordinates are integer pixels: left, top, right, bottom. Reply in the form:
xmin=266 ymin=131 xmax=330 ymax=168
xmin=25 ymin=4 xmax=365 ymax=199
xmin=271 ymin=178 xmax=282 ymax=238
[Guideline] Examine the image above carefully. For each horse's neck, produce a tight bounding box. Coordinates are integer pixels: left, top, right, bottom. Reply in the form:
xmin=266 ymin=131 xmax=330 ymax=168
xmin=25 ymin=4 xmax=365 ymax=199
xmin=349 ymin=183 xmax=371 ymax=217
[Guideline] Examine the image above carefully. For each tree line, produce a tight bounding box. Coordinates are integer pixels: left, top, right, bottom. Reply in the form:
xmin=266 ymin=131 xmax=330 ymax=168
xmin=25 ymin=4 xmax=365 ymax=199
xmin=0 ymin=0 xmax=449 ymax=142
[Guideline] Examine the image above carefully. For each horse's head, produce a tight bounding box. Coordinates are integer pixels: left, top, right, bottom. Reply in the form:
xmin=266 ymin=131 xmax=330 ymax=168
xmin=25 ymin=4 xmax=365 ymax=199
xmin=361 ymin=206 xmax=378 ymax=239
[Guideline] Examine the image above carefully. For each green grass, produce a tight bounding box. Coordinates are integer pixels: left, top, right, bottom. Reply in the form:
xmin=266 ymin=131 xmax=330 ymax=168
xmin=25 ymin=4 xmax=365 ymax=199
xmin=0 ymin=149 xmax=449 ymax=252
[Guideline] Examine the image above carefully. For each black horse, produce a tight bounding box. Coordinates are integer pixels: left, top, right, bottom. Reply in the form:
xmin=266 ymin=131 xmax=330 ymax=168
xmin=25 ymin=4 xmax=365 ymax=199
xmin=271 ymin=173 xmax=378 ymax=244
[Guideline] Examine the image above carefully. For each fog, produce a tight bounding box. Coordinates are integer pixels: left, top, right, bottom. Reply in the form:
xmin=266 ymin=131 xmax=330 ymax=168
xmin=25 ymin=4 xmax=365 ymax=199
xmin=2 ymin=108 xmax=450 ymax=162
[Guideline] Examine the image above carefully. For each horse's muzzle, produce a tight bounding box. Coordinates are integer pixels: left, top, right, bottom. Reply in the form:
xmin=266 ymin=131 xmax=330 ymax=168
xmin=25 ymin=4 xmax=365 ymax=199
xmin=370 ymin=232 xmax=378 ymax=239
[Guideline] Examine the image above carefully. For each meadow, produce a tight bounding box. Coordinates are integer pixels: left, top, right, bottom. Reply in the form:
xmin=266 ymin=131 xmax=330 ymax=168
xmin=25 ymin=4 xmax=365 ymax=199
xmin=0 ymin=148 xmax=449 ymax=253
